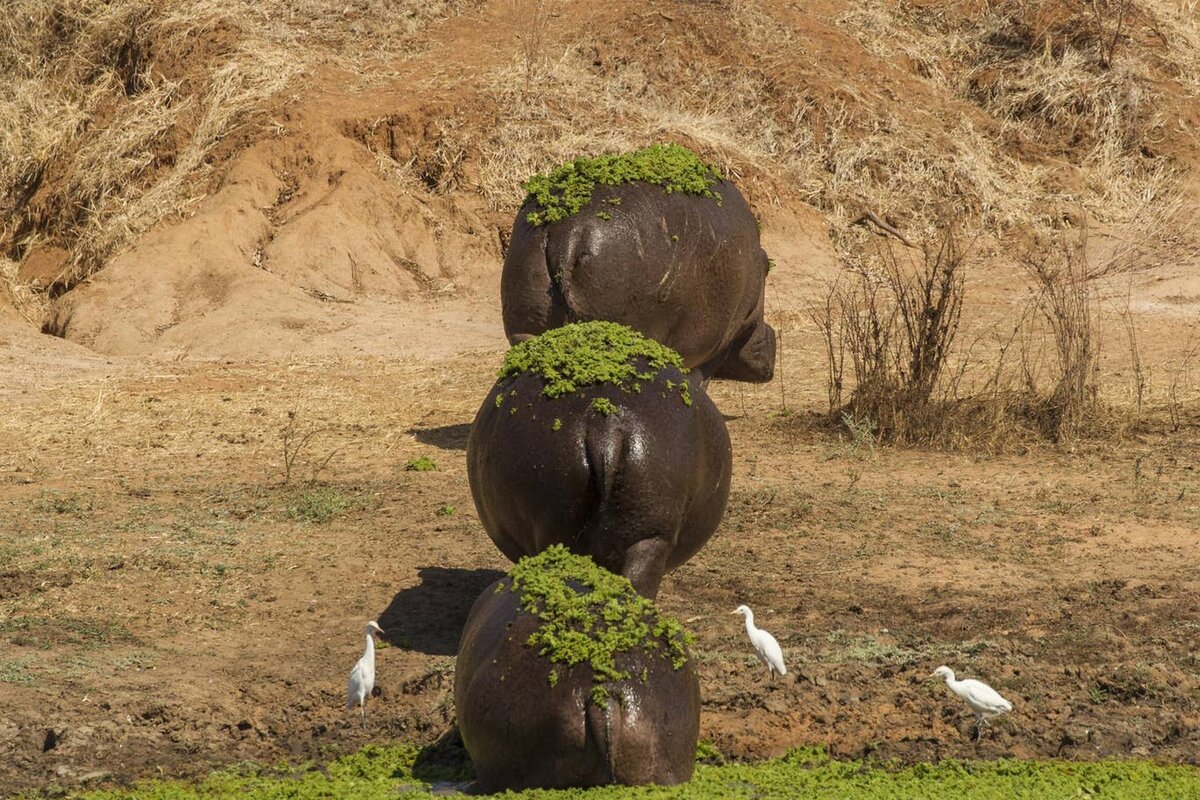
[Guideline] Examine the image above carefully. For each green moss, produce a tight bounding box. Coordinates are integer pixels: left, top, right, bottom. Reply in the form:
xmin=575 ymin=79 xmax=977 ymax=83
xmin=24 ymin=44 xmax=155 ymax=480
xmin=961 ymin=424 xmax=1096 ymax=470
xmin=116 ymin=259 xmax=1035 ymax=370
xmin=70 ymin=742 xmax=1200 ymax=799
xmin=591 ymin=398 xmax=619 ymax=416
xmin=552 ymin=418 xmax=563 ymax=431
xmin=522 ymin=143 xmax=723 ymax=226
xmin=766 ymin=257 xmax=776 ymax=274
xmin=495 ymin=392 xmax=505 ymax=407
xmin=498 ymin=322 xmax=689 ymax=404
xmin=605 ymin=197 xmax=621 ymax=206
xmin=664 ymin=379 xmax=693 ymax=407
xmin=670 ymin=233 xmax=679 ymax=242
xmin=595 ymin=211 xmax=612 ymax=220
xmin=404 ymin=456 xmax=437 ymax=472
xmin=507 ymin=546 xmax=690 ymax=706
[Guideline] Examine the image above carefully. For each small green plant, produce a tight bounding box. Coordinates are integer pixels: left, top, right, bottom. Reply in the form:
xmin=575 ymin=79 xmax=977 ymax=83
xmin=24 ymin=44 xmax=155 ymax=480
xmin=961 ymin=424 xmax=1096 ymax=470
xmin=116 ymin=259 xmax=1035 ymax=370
xmin=551 ymin=418 xmax=562 ymax=431
xmin=0 ymin=659 xmax=33 ymax=684
xmin=841 ymin=411 xmax=878 ymax=455
xmin=595 ymin=210 xmax=612 ymax=220
xmin=404 ymin=456 xmax=438 ymax=472
xmin=436 ymin=504 xmax=456 ymax=517
xmin=287 ymin=487 xmax=353 ymax=524
xmin=591 ymin=397 xmax=619 ymax=416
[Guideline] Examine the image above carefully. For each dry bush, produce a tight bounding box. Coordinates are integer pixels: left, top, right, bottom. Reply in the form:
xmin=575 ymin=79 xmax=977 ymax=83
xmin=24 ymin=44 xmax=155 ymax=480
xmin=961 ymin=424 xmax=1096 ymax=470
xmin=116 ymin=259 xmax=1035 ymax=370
xmin=515 ymin=0 xmax=551 ymax=95
xmin=1018 ymin=233 xmax=1102 ymax=442
xmin=807 ymin=222 xmax=1156 ymax=449
xmin=809 ymin=230 xmax=971 ymax=445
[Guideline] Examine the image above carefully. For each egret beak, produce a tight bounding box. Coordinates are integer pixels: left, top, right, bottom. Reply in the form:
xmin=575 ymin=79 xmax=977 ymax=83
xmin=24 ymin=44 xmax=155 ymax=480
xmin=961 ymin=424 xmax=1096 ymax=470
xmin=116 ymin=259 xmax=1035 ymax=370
xmin=729 ymin=610 xmax=740 ymax=615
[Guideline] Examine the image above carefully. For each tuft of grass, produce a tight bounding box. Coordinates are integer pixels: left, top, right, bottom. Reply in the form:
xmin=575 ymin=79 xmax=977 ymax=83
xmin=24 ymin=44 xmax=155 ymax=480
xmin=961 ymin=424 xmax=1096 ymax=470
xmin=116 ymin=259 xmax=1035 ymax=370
xmin=0 ymin=659 xmax=33 ymax=684
xmin=435 ymin=503 xmax=456 ymax=517
xmin=286 ymin=487 xmax=354 ymax=524
xmin=404 ymin=456 xmax=438 ymax=472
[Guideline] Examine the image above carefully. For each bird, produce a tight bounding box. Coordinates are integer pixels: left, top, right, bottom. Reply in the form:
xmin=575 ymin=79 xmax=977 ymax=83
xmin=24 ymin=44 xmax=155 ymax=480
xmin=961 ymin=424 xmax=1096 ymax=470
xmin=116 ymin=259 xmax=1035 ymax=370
xmin=347 ymin=621 xmax=384 ymax=727
xmin=731 ymin=605 xmax=786 ymax=681
xmin=931 ymin=665 xmax=1013 ymax=741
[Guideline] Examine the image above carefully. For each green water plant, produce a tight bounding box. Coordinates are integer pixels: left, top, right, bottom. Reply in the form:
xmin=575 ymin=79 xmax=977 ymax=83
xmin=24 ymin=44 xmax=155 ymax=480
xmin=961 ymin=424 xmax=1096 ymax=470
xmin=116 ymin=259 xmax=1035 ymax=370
xmin=69 ymin=742 xmax=1200 ymax=799
xmin=506 ymin=545 xmax=690 ymax=706
xmin=498 ymin=321 xmax=689 ymax=404
xmin=522 ymin=143 xmax=722 ymax=226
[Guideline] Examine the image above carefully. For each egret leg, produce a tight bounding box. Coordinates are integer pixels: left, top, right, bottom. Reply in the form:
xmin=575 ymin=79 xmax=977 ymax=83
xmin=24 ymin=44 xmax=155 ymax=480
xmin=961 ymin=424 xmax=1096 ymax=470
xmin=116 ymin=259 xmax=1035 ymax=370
xmin=361 ymin=703 xmax=367 ymax=729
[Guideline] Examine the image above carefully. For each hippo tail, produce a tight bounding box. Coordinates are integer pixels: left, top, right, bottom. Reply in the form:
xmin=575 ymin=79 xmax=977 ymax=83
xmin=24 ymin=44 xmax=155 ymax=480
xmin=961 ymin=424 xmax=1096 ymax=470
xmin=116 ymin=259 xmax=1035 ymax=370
xmin=548 ymin=228 xmax=586 ymax=323
xmin=580 ymin=422 xmax=623 ymax=547
xmin=584 ymin=695 xmax=618 ymax=782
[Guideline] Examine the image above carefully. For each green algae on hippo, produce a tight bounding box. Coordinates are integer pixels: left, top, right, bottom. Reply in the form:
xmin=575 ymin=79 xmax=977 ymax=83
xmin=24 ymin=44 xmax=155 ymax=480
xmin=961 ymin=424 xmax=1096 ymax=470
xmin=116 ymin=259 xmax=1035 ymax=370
xmin=501 ymin=144 xmax=776 ymax=383
xmin=454 ymin=546 xmax=700 ymax=791
xmin=466 ymin=322 xmax=732 ymax=599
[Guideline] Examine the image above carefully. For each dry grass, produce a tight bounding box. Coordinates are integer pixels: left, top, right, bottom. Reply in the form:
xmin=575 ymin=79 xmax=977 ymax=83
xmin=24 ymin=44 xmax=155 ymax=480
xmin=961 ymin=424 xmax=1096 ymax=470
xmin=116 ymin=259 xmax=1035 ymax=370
xmin=461 ymin=0 xmax=1196 ymax=278
xmin=0 ymin=0 xmax=471 ymax=295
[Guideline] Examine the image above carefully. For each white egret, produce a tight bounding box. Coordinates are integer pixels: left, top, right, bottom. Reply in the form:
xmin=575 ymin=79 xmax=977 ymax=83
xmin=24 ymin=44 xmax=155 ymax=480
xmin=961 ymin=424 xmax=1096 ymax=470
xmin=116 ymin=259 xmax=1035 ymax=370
xmin=347 ymin=621 xmax=384 ymax=726
xmin=731 ymin=605 xmax=786 ymax=681
xmin=931 ymin=665 xmax=1012 ymax=740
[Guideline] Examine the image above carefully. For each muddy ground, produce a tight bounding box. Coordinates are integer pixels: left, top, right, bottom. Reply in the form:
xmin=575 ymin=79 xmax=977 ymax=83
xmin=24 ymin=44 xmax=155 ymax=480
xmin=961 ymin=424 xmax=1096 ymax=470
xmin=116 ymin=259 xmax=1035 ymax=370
xmin=1 ymin=345 xmax=1197 ymax=796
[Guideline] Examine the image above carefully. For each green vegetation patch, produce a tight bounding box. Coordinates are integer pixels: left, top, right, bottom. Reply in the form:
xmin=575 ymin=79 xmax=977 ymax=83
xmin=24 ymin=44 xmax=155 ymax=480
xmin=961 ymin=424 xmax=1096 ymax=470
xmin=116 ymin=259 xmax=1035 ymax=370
xmin=522 ymin=143 xmax=722 ymax=226
xmin=404 ymin=456 xmax=438 ymax=472
xmin=499 ymin=322 xmax=688 ymax=404
xmin=70 ymin=744 xmax=1200 ymax=799
xmin=590 ymin=397 xmax=619 ymax=416
xmin=286 ymin=487 xmax=353 ymax=524
xmin=507 ymin=545 xmax=689 ymax=706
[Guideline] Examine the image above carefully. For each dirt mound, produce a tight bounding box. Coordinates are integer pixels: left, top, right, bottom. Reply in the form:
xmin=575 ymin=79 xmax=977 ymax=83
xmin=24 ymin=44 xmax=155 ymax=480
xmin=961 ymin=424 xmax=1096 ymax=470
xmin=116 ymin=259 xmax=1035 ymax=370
xmin=2 ymin=0 xmax=1198 ymax=362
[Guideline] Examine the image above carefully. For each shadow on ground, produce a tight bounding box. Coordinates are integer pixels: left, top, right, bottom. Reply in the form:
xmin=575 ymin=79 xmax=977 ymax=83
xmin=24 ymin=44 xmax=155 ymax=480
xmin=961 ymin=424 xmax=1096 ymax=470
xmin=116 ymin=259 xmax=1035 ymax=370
xmin=409 ymin=423 xmax=473 ymax=451
xmin=378 ymin=566 xmax=505 ymax=656
xmin=413 ymin=727 xmax=477 ymax=790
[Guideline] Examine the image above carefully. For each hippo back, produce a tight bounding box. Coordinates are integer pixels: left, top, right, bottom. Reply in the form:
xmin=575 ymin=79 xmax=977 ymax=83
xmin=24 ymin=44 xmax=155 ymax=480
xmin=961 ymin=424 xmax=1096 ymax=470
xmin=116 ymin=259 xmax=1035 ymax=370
xmin=454 ymin=554 xmax=700 ymax=791
xmin=502 ymin=174 xmax=774 ymax=382
xmin=466 ymin=356 xmax=731 ymax=596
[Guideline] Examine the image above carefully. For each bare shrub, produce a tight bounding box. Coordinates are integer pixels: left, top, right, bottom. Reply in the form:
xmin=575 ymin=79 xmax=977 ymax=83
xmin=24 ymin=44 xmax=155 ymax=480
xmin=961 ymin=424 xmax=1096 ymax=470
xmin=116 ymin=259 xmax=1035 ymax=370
xmin=1086 ymin=0 xmax=1136 ymax=68
xmin=1019 ymin=233 xmax=1101 ymax=442
xmin=514 ymin=0 xmax=550 ymax=96
xmin=811 ymin=229 xmax=968 ymax=444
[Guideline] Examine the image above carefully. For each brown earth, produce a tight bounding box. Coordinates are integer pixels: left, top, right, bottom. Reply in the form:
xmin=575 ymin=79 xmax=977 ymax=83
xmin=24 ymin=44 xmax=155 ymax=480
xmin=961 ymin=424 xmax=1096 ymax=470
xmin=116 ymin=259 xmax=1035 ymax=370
xmin=0 ymin=350 xmax=1198 ymax=796
xmin=3 ymin=0 xmax=1200 ymax=795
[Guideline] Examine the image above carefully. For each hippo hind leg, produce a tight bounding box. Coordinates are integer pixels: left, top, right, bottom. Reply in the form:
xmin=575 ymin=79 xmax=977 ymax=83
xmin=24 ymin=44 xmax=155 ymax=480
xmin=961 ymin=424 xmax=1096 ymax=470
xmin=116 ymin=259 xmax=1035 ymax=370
xmin=711 ymin=320 xmax=776 ymax=383
xmin=620 ymin=538 xmax=671 ymax=599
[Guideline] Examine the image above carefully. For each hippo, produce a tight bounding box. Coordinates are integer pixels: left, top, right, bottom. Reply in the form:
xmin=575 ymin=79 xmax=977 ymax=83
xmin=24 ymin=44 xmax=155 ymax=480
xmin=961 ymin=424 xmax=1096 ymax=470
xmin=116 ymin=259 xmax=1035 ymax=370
xmin=501 ymin=143 xmax=776 ymax=383
xmin=454 ymin=546 xmax=700 ymax=791
xmin=466 ymin=321 xmax=732 ymax=599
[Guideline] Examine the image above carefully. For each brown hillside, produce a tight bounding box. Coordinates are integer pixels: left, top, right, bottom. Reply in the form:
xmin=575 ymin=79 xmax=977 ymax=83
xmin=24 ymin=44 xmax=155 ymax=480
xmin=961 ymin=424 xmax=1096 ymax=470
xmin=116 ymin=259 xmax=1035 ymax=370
xmin=2 ymin=0 xmax=1198 ymax=360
